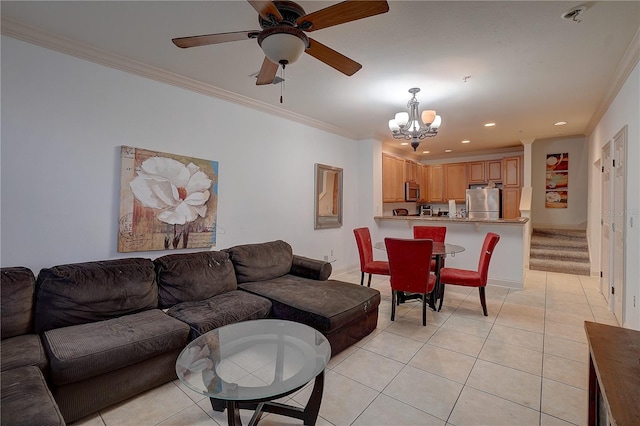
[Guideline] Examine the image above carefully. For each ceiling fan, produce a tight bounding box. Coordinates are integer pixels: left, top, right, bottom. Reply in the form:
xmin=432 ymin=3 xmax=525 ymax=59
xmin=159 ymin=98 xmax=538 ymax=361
xmin=172 ymin=0 xmax=390 ymax=85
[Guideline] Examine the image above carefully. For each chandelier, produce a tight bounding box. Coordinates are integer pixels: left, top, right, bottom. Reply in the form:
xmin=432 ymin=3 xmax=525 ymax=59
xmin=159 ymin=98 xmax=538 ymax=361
xmin=388 ymin=88 xmax=442 ymax=151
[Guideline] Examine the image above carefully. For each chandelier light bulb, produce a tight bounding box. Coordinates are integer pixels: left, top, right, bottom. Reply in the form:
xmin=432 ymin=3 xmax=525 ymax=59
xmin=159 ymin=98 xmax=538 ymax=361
xmin=388 ymin=119 xmax=400 ymax=132
xmin=395 ymin=112 xmax=409 ymax=127
xmin=421 ymin=110 xmax=436 ymax=126
xmin=431 ymin=115 xmax=442 ymax=130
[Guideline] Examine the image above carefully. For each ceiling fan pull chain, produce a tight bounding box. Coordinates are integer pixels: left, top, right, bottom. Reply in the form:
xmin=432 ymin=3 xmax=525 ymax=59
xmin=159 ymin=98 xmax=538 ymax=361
xmin=280 ymin=63 xmax=286 ymax=104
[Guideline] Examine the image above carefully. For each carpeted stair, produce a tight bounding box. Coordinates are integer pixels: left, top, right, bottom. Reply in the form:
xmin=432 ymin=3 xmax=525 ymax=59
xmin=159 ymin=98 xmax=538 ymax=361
xmin=529 ymin=228 xmax=590 ymax=276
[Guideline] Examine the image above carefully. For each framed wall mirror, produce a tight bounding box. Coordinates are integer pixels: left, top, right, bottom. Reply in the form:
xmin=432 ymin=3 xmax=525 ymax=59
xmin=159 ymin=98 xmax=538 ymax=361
xmin=314 ymin=163 xmax=343 ymax=229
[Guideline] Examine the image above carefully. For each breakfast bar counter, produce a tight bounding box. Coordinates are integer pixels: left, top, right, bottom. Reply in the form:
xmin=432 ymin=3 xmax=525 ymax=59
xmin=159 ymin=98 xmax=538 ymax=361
xmin=374 ymin=215 xmax=527 ymax=289
xmin=374 ymin=216 xmax=528 ymax=224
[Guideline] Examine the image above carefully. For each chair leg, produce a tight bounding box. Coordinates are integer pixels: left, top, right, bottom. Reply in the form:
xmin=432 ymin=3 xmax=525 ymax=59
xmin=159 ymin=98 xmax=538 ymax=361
xmin=391 ymin=291 xmax=396 ymax=321
xmin=367 ymin=274 xmax=372 ymax=287
xmin=438 ymin=284 xmax=445 ymax=312
xmin=360 ymin=272 xmax=365 ymax=286
xmin=479 ymin=287 xmax=488 ymax=316
xmin=422 ymin=294 xmax=427 ymax=326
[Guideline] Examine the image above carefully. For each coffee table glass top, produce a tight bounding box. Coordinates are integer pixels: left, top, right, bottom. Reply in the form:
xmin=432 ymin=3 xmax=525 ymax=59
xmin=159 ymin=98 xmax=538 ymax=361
xmin=176 ymin=319 xmax=331 ymax=401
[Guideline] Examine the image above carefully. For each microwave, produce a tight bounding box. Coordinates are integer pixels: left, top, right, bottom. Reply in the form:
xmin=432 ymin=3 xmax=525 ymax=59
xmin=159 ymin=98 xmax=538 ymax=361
xmin=405 ymin=181 xmax=420 ymax=202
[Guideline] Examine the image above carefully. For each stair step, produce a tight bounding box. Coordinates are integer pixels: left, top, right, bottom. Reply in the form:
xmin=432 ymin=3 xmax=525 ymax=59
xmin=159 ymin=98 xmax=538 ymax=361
xmin=530 ymin=235 xmax=588 ymax=250
xmin=532 ymin=228 xmax=586 ymax=240
xmin=529 ymin=258 xmax=591 ymax=276
xmin=530 ymin=247 xmax=589 ymax=262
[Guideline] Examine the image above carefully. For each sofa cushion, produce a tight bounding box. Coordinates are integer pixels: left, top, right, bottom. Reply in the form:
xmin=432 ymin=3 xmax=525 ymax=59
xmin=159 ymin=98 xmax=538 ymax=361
xmin=166 ymin=290 xmax=272 ymax=340
xmin=42 ymin=309 xmax=189 ymax=386
xmin=226 ymin=240 xmax=293 ymax=283
xmin=1 ymin=366 xmax=66 ymax=426
xmin=238 ymin=277 xmax=380 ymax=334
xmin=1 ymin=267 xmax=36 ymax=339
xmin=1 ymin=334 xmax=47 ymax=372
xmin=154 ymin=251 xmax=237 ymax=309
xmin=35 ymin=258 xmax=157 ymax=333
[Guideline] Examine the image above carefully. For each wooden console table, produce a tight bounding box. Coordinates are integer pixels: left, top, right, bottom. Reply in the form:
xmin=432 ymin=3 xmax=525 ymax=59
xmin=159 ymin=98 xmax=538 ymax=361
xmin=584 ymin=321 xmax=640 ymax=426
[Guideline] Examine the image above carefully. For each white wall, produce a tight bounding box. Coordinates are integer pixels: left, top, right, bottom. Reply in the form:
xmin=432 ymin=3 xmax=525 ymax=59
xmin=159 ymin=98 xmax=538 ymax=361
xmin=531 ymin=135 xmax=589 ymax=228
xmin=0 ymin=36 xmax=367 ymax=274
xmin=587 ymin=60 xmax=639 ymax=330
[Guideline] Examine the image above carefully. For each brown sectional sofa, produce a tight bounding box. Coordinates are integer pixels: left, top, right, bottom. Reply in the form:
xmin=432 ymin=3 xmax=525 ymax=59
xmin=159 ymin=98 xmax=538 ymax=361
xmin=0 ymin=240 xmax=380 ymax=424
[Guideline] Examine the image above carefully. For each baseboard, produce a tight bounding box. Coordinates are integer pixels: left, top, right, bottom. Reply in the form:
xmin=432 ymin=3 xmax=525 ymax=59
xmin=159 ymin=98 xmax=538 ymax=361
xmin=532 ymin=222 xmax=587 ymax=230
xmin=487 ymin=277 xmax=523 ymax=290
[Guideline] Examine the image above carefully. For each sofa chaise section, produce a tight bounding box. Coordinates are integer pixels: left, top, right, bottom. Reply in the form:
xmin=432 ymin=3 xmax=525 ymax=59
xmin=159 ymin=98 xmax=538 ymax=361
xmin=227 ymin=240 xmax=381 ymax=355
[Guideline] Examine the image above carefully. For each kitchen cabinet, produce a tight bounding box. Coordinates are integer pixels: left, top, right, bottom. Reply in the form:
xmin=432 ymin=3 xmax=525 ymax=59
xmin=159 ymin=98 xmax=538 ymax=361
xmin=404 ymin=160 xmax=417 ymax=182
xmin=416 ymin=163 xmax=428 ymax=202
xmin=487 ymin=159 xmax=503 ymax=182
xmin=502 ymin=187 xmax=521 ymax=219
xmin=502 ymin=156 xmax=523 ymax=219
xmin=382 ymin=153 xmax=406 ymax=202
xmin=503 ymin=156 xmax=522 ymax=187
xmin=427 ymin=164 xmax=444 ymax=202
xmin=444 ymin=163 xmax=467 ymax=201
xmin=468 ymin=161 xmax=486 ymax=184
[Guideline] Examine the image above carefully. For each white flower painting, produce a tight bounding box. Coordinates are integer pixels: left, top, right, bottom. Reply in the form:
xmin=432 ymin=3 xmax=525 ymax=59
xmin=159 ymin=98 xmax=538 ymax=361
xmin=119 ymin=146 xmax=218 ymax=252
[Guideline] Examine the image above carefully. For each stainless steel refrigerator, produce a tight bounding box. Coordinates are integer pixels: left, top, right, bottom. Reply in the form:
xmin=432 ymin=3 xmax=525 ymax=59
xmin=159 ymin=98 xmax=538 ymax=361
xmin=466 ymin=188 xmax=501 ymax=219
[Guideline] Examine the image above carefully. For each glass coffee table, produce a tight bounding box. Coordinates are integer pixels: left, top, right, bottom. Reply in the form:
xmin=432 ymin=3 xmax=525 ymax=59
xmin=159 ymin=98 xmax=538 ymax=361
xmin=176 ymin=319 xmax=331 ymax=426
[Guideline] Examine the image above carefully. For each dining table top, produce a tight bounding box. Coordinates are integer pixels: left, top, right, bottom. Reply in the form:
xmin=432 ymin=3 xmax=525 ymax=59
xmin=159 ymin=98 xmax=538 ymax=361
xmin=374 ymin=241 xmax=465 ymax=256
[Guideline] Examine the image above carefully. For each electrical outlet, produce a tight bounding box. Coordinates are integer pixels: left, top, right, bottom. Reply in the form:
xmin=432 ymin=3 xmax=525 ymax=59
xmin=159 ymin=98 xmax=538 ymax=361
xmin=330 ymin=249 xmax=334 ymax=257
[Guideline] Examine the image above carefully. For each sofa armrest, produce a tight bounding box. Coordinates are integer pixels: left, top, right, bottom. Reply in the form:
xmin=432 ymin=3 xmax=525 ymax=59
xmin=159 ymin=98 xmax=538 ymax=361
xmin=290 ymin=255 xmax=332 ymax=281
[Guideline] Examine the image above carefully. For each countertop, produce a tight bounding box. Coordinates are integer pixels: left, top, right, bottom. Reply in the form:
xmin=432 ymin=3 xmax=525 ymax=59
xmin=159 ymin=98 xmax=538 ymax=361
xmin=374 ymin=215 xmax=528 ymax=224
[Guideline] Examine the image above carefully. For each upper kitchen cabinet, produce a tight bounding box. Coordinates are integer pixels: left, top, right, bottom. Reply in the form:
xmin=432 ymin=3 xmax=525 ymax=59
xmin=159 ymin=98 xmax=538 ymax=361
xmin=468 ymin=161 xmax=486 ymax=184
xmin=427 ymin=164 xmax=444 ymax=202
xmin=444 ymin=163 xmax=467 ymax=201
xmin=502 ymin=155 xmax=524 ymax=219
xmin=487 ymin=159 xmax=503 ymax=182
xmin=404 ymin=160 xmax=418 ymax=182
xmin=503 ymin=156 xmax=522 ymax=187
xmin=468 ymin=160 xmax=503 ymax=184
xmin=382 ymin=153 xmax=407 ymax=202
xmin=416 ymin=163 xmax=429 ymax=202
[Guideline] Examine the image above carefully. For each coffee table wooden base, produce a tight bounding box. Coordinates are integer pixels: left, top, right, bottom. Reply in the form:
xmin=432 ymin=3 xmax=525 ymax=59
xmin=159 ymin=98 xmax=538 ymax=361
xmin=210 ymin=371 xmax=324 ymax=426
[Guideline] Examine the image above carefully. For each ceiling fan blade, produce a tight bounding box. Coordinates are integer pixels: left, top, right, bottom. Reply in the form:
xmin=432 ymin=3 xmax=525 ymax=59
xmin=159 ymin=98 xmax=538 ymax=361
xmin=306 ymin=38 xmax=362 ymax=76
xmin=172 ymin=31 xmax=258 ymax=48
xmin=298 ymin=0 xmax=389 ymax=32
xmin=247 ymin=0 xmax=283 ymax=22
xmin=256 ymin=57 xmax=279 ymax=85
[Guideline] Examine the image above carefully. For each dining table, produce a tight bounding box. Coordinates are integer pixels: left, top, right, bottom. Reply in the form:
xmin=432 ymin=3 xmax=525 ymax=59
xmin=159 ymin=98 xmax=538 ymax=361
xmin=374 ymin=241 xmax=465 ymax=311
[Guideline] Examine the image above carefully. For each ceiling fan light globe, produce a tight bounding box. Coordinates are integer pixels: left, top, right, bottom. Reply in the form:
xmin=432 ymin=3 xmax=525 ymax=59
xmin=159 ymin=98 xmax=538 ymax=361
xmin=421 ymin=110 xmax=436 ymax=126
xmin=388 ymin=119 xmax=400 ymax=132
xmin=260 ymin=33 xmax=306 ymax=65
xmin=395 ymin=112 xmax=409 ymax=127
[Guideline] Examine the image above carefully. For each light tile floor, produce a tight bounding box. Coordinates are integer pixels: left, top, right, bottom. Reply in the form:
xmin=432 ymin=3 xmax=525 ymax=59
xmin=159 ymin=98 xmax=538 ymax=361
xmin=71 ymin=269 xmax=618 ymax=426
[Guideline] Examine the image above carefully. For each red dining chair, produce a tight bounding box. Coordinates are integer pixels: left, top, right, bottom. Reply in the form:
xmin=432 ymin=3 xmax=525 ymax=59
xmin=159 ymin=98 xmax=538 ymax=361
xmin=438 ymin=232 xmax=500 ymax=316
xmin=413 ymin=226 xmax=447 ymax=270
xmin=353 ymin=227 xmax=390 ymax=287
xmin=384 ymin=238 xmax=437 ymax=326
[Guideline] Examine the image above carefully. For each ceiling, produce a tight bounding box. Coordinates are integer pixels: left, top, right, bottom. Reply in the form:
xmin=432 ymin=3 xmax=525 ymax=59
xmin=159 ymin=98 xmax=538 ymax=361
xmin=2 ymin=1 xmax=639 ymax=160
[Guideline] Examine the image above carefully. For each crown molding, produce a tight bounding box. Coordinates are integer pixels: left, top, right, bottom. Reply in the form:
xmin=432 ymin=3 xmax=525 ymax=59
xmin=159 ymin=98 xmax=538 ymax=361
xmin=585 ymin=28 xmax=640 ymax=135
xmin=1 ymin=18 xmax=359 ymax=140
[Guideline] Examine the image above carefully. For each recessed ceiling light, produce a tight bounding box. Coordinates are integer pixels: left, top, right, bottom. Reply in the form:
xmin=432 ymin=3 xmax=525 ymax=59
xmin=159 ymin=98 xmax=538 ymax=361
xmin=484 ymin=122 xmax=496 ymax=127
xmin=422 ymin=150 xmax=430 ymax=154
xmin=445 ymin=149 xmax=452 ymax=153
xmin=554 ymin=121 xmax=567 ymax=126
xmin=461 ymin=140 xmax=471 ymax=144
xmin=400 ymin=142 xmax=408 ymax=146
